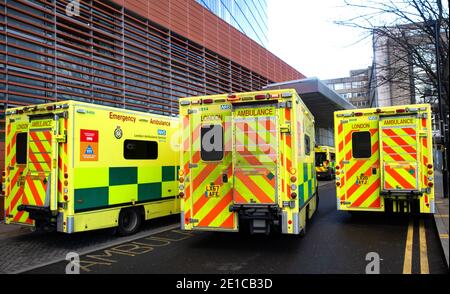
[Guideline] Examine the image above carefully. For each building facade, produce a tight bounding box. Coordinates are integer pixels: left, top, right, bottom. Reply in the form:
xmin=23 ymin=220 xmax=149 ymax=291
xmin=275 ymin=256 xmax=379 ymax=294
xmin=197 ymin=0 xmax=268 ymax=48
xmin=323 ymin=67 xmax=371 ymax=108
xmin=0 ymin=0 xmax=304 ymax=216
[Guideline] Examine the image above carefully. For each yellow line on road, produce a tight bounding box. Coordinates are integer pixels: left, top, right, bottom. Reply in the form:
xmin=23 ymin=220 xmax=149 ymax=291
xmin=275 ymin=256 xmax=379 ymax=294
xmin=439 ymin=233 xmax=449 ymax=239
xmin=434 ymin=214 xmax=449 ymax=218
xmin=419 ymin=219 xmax=429 ymax=274
xmin=403 ymin=219 xmax=414 ymax=274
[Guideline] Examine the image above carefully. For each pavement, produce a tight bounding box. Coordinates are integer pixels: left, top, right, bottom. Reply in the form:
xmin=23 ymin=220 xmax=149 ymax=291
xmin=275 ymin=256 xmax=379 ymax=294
xmin=433 ymin=171 xmax=449 ymax=267
xmin=0 ymin=214 xmax=179 ymax=274
xmin=27 ymin=181 xmax=448 ymax=274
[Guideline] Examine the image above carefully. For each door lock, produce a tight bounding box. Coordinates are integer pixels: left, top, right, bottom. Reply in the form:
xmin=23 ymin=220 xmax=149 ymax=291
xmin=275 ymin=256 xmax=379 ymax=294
xmin=222 ymin=173 xmax=228 ymax=183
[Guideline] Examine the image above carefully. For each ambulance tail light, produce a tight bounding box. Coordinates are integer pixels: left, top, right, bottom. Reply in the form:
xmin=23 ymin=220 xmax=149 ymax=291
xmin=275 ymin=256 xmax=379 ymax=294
xmin=396 ymin=108 xmax=406 ymax=113
xmin=202 ymin=99 xmax=213 ymax=104
xmin=255 ymin=94 xmax=267 ymax=100
xmin=46 ymin=105 xmax=55 ymax=111
xmin=427 ymin=182 xmax=434 ymax=188
xmin=335 ymin=165 xmax=340 ymax=170
xmin=336 ymin=182 xmax=341 ymax=187
xmin=179 ymin=192 xmax=185 ymax=198
xmin=290 ymin=192 xmax=297 ymax=199
xmin=63 ymin=195 xmax=68 ymax=201
xmin=375 ymin=108 xmax=383 ymax=113
xmin=427 ymin=164 xmax=433 ymax=169
xmin=355 ymin=112 xmax=363 ymax=117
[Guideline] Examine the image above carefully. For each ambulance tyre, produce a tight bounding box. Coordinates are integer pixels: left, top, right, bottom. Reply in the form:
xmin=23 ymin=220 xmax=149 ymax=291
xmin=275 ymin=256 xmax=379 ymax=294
xmin=117 ymin=207 xmax=142 ymax=236
xmin=299 ymin=215 xmax=306 ymax=237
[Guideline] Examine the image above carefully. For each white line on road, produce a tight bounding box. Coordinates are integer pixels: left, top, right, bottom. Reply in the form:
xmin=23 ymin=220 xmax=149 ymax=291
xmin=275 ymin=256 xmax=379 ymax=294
xmin=12 ymin=223 xmax=180 ymax=274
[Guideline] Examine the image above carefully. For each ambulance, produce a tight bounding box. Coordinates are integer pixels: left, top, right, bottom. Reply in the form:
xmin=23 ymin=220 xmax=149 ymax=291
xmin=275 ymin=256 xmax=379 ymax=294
xmin=315 ymin=145 xmax=336 ymax=180
xmin=334 ymin=104 xmax=435 ymax=213
xmin=3 ymin=101 xmax=180 ymax=235
xmin=178 ymin=89 xmax=318 ymax=235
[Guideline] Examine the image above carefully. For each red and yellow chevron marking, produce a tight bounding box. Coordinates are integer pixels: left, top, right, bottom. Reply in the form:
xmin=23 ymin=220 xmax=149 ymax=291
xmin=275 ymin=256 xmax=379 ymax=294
xmin=58 ymin=118 xmax=68 ymax=202
xmin=5 ymin=127 xmax=34 ymax=224
xmin=185 ymin=116 xmax=235 ymax=229
xmin=381 ymin=126 xmax=418 ymax=191
xmin=23 ymin=129 xmax=53 ymax=213
xmin=342 ymin=127 xmax=381 ymax=209
xmin=233 ymin=117 xmax=277 ymax=204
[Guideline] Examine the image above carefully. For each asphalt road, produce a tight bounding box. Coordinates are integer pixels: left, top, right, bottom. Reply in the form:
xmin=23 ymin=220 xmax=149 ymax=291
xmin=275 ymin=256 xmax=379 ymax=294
xmin=27 ymin=182 xmax=448 ymax=274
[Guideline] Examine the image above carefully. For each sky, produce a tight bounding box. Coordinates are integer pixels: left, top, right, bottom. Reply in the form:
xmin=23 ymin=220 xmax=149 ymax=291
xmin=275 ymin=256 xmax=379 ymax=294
xmin=267 ymin=0 xmax=373 ymax=80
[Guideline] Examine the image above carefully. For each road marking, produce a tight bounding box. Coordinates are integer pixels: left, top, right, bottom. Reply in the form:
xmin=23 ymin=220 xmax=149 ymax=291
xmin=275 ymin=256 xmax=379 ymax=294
xmin=13 ymin=223 xmax=180 ymax=274
xmin=419 ymin=219 xmax=429 ymax=274
xmin=439 ymin=233 xmax=449 ymax=239
xmin=402 ymin=219 xmax=414 ymax=274
xmin=434 ymin=214 xmax=449 ymax=218
xmin=434 ymin=200 xmax=443 ymax=204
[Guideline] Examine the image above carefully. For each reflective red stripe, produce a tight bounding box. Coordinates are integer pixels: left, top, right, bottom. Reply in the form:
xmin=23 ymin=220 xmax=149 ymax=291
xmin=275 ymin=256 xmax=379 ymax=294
xmin=351 ymin=180 xmax=380 ymax=207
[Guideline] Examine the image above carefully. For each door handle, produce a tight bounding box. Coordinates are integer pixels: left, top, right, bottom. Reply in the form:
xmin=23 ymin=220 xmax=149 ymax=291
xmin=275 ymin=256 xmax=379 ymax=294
xmin=222 ymin=173 xmax=228 ymax=183
xmin=372 ymin=168 xmax=377 ymax=175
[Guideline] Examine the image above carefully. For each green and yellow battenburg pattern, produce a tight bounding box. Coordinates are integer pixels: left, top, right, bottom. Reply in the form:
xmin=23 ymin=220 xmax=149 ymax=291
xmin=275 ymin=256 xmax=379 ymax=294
xmin=73 ymin=166 xmax=178 ymax=212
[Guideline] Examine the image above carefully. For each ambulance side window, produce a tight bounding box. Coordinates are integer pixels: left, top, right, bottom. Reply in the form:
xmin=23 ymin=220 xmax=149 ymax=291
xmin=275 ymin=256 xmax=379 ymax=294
xmin=352 ymin=131 xmax=371 ymax=158
xmin=16 ymin=132 xmax=28 ymax=164
xmin=201 ymin=124 xmax=224 ymax=161
xmin=123 ymin=140 xmax=158 ymax=160
xmin=305 ymin=135 xmax=311 ymax=155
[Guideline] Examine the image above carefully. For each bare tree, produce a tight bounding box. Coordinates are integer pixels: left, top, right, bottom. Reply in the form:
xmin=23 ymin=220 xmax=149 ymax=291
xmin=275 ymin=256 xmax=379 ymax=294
xmin=335 ymin=0 xmax=449 ymax=108
xmin=336 ymin=0 xmax=449 ymax=198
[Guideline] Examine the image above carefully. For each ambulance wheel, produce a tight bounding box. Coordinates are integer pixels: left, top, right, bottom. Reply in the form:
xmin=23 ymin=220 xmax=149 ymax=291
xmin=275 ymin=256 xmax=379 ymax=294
xmin=117 ymin=208 xmax=141 ymax=236
xmin=315 ymin=193 xmax=319 ymax=212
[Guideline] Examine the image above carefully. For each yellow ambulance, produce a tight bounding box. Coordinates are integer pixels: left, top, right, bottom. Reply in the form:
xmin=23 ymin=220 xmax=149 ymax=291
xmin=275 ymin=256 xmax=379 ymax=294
xmin=3 ymin=101 xmax=180 ymax=235
xmin=315 ymin=145 xmax=336 ymax=180
xmin=178 ymin=89 xmax=318 ymax=235
xmin=334 ymin=104 xmax=435 ymax=213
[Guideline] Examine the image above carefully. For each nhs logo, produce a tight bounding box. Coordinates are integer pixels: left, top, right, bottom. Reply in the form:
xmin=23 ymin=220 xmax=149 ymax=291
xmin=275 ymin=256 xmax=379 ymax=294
xmin=158 ymin=129 xmax=166 ymax=136
xmin=220 ymin=104 xmax=231 ymax=110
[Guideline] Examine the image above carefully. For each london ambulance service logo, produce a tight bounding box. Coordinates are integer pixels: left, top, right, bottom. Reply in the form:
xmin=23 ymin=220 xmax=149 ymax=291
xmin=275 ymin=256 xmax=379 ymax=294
xmin=114 ymin=126 xmax=123 ymax=139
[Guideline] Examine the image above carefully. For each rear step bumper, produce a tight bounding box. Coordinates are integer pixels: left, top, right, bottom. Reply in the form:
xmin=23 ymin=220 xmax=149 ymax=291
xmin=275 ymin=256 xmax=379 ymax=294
xmin=230 ymin=204 xmax=281 ymax=235
xmin=229 ymin=204 xmax=280 ymax=217
xmin=17 ymin=205 xmax=56 ymax=231
xmin=381 ymin=190 xmax=424 ymax=198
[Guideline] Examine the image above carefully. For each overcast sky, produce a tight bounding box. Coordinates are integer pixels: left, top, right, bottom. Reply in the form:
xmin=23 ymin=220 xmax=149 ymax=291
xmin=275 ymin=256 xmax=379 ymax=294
xmin=267 ymin=0 xmax=373 ymax=80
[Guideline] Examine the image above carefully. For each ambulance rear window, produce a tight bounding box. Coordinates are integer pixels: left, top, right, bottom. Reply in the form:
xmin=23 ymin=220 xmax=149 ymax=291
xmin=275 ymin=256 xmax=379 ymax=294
xmin=123 ymin=140 xmax=158 ymax=160
xmin=16 ymin=132 xmax=28 ymax=164
xmin=352 ymin=131 xmax=371 ymax=158
xmin=201 ymin=124 xmax=224 ymax=161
